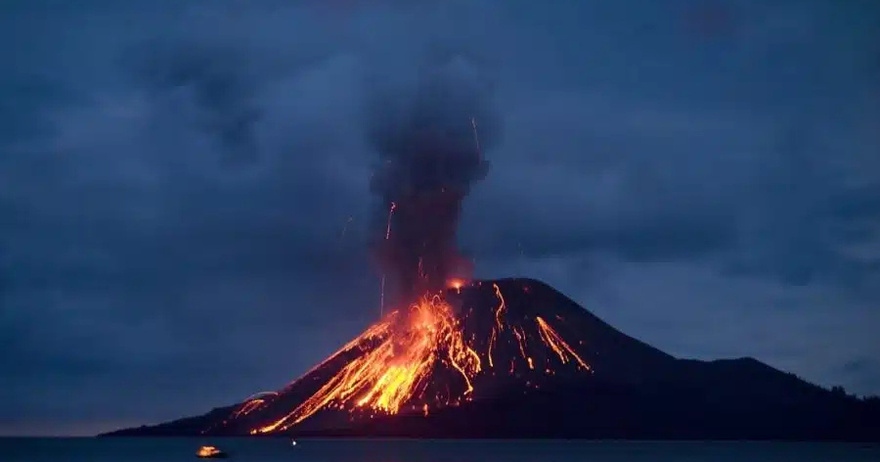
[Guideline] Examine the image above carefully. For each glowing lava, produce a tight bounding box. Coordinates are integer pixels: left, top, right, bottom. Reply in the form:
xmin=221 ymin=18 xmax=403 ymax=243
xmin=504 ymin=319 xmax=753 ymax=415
xmin=252 ymin=292 xmax=480 ymax=434
xmin=212 ymin=282 xmax=594 ymax=436
xmin=447 ymin=278 xmax=466 ymax=293
xmin=231 ymin=392 xmax=277 ymax=418
xmin=536 ymin=316 xmax=590 ymax=370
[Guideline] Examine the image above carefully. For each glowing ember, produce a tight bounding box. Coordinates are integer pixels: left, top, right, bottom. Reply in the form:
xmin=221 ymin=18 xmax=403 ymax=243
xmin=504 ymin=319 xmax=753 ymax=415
xmin=448 ymin=279 xmax=464 ymax=289
xmin=232 ymin=399 xmax=264 ymax=418
xmin=447 ymin=278 xmax=466 ymax=293
xmin=380 ymin=202 xmax=398 ymax=316
xmin=229 ymin=392 xmax=277 ymax=419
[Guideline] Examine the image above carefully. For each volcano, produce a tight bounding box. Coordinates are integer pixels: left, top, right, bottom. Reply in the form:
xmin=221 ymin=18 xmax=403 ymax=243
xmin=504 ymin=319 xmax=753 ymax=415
xmin=105 ymin=278 xmax=880 ymax=441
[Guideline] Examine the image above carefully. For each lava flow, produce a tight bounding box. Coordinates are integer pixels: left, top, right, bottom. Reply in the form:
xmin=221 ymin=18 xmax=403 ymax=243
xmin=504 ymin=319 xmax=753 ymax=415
xmin=209 ymin=279 xmax=593 ymax=436
xmin=251 ymin=291 xmax=480 ymax=434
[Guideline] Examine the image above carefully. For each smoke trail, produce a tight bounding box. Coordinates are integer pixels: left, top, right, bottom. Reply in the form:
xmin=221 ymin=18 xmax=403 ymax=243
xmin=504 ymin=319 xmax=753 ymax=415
xmin=364 ymin=53 xmax=500 ymax=304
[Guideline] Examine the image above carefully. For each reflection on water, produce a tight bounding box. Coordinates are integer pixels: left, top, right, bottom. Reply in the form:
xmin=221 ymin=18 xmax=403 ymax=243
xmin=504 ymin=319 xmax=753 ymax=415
xmin=1 ymin=437 xmax=878 ymax=462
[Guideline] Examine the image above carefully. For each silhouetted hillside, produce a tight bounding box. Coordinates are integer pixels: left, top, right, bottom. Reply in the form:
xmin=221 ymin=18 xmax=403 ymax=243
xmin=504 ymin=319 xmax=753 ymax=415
xmin=103 ymin=278 xmax=880 ymax=441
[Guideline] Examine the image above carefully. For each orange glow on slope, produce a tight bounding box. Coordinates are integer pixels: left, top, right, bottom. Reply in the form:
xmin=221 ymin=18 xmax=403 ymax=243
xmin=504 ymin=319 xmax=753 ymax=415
xmin=384 ymin=202 xmax=397 ymax=240
xmin=232 ymin=392 xmax=278 ymax=414
xmin=253 ymin=293 xmax=481 ymax=434
xmin=232 ymin=399 xmax=264 ymax=418
xmin=227 ymin=283 xmax=596 ymax=435
xmin=487 ymin=329 xmax=496 ymax=368
xmin=492 ymin=283 xmax=506 ymax=330
xmin=487 ymin=283 xmax=507 ymax=369
xmin=535 ymin=316 xmax=590 ymax=370
xmin=512 ymin=326 xmax=528 ymax=359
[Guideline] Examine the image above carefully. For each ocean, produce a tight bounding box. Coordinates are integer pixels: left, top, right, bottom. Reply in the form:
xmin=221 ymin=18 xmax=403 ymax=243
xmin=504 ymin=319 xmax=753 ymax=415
xmin=1 ymin=438 xmax=878 ymax=462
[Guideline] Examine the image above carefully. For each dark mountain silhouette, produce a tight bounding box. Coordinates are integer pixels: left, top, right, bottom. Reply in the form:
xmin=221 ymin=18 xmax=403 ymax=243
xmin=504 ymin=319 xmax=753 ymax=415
xmin=103 ymin=278 xmax=880 ymax=441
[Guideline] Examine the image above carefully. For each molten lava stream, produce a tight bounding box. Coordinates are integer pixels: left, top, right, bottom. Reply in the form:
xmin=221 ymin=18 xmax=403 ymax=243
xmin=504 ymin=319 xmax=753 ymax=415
xmin=535 ymin=316 xmax=590 ymax=370
xmin=246 ymin=282 xmax=595 ymax=435
xmin=253 ymin=293 xmax=481 ymax=434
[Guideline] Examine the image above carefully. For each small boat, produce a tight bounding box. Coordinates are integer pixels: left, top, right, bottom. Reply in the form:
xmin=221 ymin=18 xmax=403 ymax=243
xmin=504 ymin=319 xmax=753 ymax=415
xmin=291 ymin=439 xmax=297 ymax=446
xmin=196 ymin=446 xmax=228 ymax=459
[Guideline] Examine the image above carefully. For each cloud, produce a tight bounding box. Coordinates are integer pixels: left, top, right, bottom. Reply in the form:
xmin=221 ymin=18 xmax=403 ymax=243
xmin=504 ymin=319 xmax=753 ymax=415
xmin=463 ymin=60 xmax=880 ymax=292
xmin=1 ymin=0 xmax=879 ymax=435
xmin=122 ymin=40 xmax=264 ymax=166
xmin=0 ymin=2 xmax=381 ymax=432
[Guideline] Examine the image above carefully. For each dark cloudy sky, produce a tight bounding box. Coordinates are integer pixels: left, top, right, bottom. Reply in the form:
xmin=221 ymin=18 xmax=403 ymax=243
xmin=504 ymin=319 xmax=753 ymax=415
xmin=2 ymin=0 xmax=879 ymax=436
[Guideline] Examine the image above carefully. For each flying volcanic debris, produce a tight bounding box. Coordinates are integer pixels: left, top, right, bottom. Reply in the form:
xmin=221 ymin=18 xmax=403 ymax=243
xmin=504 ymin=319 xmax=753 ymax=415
xmin=365 ymin=53 xmax=500 ymax=306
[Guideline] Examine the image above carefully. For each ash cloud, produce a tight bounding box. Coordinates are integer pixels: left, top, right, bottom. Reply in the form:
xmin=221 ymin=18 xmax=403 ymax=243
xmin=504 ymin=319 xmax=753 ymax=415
xmin=364 ymin=52 xmax=501 ymax=303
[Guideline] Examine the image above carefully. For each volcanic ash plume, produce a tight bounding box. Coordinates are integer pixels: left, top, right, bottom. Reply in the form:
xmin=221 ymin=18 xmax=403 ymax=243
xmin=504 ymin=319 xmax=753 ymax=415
xmin=366 ymin=55 xmax=500 ymax=304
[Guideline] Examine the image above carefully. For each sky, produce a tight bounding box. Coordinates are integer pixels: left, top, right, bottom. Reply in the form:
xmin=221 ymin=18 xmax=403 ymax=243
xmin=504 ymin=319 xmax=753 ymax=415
xmin=1 ymin=0 xmax=879 ymax=436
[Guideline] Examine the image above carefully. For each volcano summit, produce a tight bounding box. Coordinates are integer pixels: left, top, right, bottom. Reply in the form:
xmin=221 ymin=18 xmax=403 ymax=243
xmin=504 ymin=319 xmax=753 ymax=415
xmin=106 ymin=278 xmax=879 ymax=441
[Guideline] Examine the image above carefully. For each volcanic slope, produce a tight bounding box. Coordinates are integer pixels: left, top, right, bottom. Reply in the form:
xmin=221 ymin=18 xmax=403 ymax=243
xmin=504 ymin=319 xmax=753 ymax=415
xmin=105 ymin=278 xmax=880 ymax=441
xmin=213 ymin=277 xmax=661 ymax=436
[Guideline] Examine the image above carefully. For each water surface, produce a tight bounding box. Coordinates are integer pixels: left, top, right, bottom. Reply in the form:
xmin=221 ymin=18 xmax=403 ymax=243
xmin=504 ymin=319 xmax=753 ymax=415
xmin=2 ymin=437 xmax=878 ymax=462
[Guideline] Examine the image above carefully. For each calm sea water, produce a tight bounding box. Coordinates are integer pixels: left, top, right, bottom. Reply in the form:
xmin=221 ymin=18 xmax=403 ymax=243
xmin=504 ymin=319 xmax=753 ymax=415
xmin=1 ymin=438 xmax=878 ymax=462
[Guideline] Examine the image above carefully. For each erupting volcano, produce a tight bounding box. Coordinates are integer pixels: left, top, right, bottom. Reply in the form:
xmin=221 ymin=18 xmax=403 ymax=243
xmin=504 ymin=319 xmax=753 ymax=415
xmin=105 ymin=55 xmax=880 ymax=441
xmin=189 ymin=54 xmax=604 ymax=435
xmin=201 ymin=279 xmax=601 ymax=436
xmin=367 ymin=54 xmax=495 ymax=307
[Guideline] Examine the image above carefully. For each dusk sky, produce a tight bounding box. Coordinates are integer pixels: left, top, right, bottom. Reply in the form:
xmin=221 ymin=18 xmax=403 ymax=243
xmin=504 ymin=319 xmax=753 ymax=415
xmin=2 ymin=0 xmax=879 ymax=436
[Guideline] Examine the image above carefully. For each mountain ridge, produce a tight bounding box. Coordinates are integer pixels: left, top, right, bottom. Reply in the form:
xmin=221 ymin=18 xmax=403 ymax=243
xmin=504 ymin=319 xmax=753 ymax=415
xmin=102 ymin=278 xmax=880 ymax=441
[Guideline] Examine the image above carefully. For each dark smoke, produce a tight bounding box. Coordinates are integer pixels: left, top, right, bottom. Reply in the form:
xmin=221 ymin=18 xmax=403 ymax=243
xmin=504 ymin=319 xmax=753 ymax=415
xmin=365 ymin=53 xmax=500 ymax=304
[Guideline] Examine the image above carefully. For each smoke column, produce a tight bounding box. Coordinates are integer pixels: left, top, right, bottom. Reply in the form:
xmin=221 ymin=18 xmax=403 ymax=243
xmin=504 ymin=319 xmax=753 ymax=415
xmin=365 ymin=53 xmax=500 ymax=305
